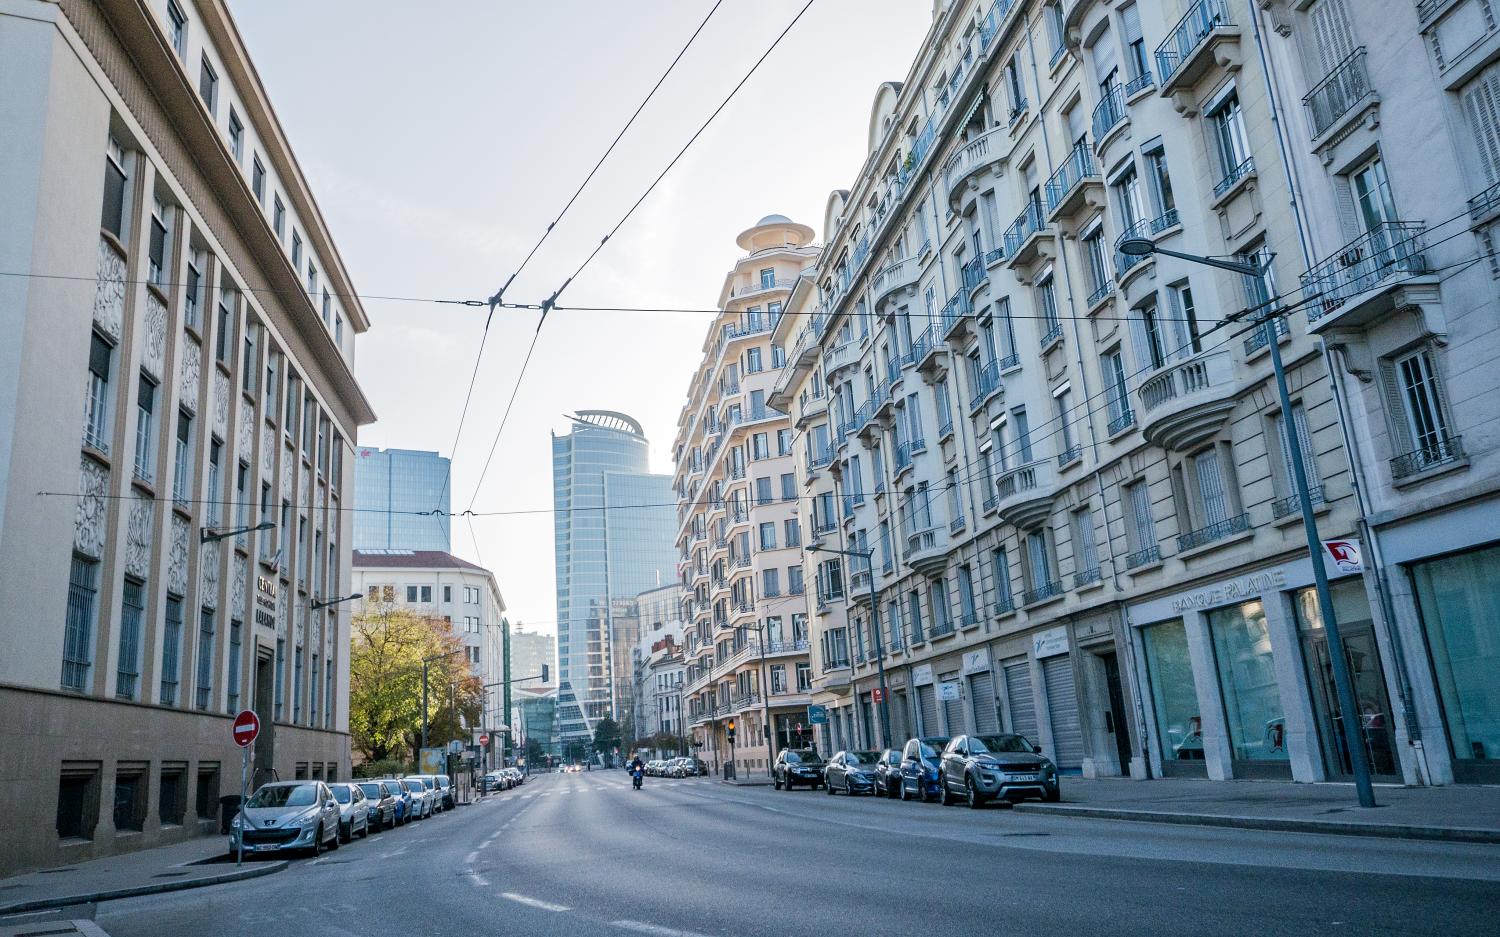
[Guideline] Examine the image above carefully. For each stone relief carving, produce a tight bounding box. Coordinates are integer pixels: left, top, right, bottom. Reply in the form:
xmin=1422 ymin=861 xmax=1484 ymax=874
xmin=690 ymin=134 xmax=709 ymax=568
xmin=178 ymin=337 xmax=201 ymax=412
xmin=93 ymin=238 xmax=125 ymax=342
xmin=299 ymin=463 xmax=310 ymax=502
xmin=261 ymin=425 xmax=274 ymax=477
xmin=230 ymin=553 xmax=247 ymax=615
xmin=213 ymin=371 xmax=229 ymax=437
xmin=201 ymin=540 xmax=220 ymax=609
xmin=142 ymin=292 xmax=167 ymax=380
xmin=276 ymin=587 xmax=288 ymax=637
xmin=74 ymin=457 xmax=109 ymax=559
xmin=237 ymin=405 xmax=254 ymax=463
xmin=281 ymin=444 xmax=293 ymax=494
xmin=167 ymin=514 xmax=190 ymax=595
xmin=124 ymin=493 xmax=154 ymax=579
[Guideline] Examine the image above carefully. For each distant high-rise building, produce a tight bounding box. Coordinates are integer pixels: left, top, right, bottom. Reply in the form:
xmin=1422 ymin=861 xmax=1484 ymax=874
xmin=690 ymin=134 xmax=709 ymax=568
xmin=552 ymin=411 xmax=676 ymax=747
xmin=508 ymin=625 xmax=555 ymax=687
xmin=353 ymin=448 xmax=451 ymax=552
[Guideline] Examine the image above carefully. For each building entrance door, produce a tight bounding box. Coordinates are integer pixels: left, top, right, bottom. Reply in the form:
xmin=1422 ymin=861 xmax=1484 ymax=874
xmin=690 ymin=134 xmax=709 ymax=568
xmin=1101 ymin=651 xmax=1133 ymax=774
xmin=253 ymin=644 xmax=276 ymax=784
xmin=1303 ymin=626 xmax=1398 ymax=778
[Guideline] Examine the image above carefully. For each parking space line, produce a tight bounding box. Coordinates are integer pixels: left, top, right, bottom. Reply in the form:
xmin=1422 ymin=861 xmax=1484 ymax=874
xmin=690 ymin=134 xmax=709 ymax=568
xmin=502 ymin=893 xmax=571 ymax=912
xmin=610 ymin=920 xmax=712 ymax=937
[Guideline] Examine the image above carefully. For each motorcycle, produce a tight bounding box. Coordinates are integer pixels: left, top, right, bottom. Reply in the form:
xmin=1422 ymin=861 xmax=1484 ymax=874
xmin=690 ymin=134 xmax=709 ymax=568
xmin=631 ymin=767 xmax=644 ymax=790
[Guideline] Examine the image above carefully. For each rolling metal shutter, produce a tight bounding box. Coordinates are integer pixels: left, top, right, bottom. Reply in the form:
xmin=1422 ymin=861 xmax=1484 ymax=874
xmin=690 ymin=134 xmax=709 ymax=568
xmin=941 ymin=674 xmax=965 ymax=736
xmin=969 ymin=671 xmax=999 ymax=734
xmin=1003 ymin=657 xmax=1038 ymax=742
xmin=1042 ymin=655 xmax=1085 ymax=770
xmin=890 ymin=690 xmax=911 ymax=743
xmin=917 ymin=684 xmax=939 ymax=737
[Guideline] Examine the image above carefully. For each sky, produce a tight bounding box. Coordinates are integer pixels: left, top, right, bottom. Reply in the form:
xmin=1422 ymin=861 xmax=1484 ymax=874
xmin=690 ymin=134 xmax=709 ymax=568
xmin=229 ymin=0 xmax=932 ymax=634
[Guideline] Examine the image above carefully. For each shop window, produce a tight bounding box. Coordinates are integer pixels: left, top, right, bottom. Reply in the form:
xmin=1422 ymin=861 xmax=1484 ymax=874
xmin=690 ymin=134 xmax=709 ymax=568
xmin=57 ymin=762 xmax=101 ymax=840
xmin=1411 ymin=544 xmax=1500 ymax=768
xmin=158 ymin=763 xmax=187 ymax=826
xmin=113 ymin=762 xmax=148 ymax=832
xmin=1207 ymin=601 xmax=1289 ymax=763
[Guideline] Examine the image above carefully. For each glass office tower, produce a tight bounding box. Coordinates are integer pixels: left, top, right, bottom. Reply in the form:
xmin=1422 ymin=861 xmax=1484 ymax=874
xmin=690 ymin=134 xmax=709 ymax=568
xmin=552 ymin=412 xmax=676 ymax=747
xmin=353 ymin=448 xmax=451 ymax=552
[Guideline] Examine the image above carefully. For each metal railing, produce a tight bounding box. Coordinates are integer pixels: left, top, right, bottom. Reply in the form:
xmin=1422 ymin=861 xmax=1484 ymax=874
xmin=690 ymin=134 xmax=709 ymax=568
xmin=1124 ymin=545 xmax=1160 ymax=569
xmin=1115 ymin=219 xmax=1153 ymax=276
xmin=1074 ymin=567 xmax=1103 ymax=588
xmin=1391 ymin=434 xmax=1464 ymax=479
xmin=1125 ymin=69 xmax=1154 ymax=96
xmin=1039 ymin=321 xmax=1063 ymax=347
xmin=962 ymin=254 xmax=987 ymax=291
xmin=1149 ymin=208 xmax=1180 ymax=234
xmin=1302 ymin=221 xmax=1429 ymax=321
xmin=1243 ymin=316 xmax=1289 ymax=356
xmin=1057 ymin=443 xmax=1082 ymax=466
xmin=809 ymin=445 xmax=834 ymax=469
xmin=1271 ymin=484 xmax=1324 ymax=520
xmin=1091 ymin=83 xmax=1126 ymax=143
xmin=941 ymin=291 xmax=973 ymax=336
xmin=1107 ymin=408 xmax=1136 ymax=435
xmin=1303 ymin=48 xmax=1371 ymax=139
xmin=1469 ymin=180 xmax=1500 ymax=221
xmin=1213 ymin=157 xmax=1255 ymax=198
xmin=1003 ymin=200 xmax=1046 ymax=257
xmin=949 ymin=514 xmax=966 ymax=534
xmin=1177 ymin=512 xmax=1249 ymax=551
xmin=1044 ymin=143 xmax=1097 ymax=214
xmin=1021 ymin=580 xmax=1063 ymax=606
xmin=1156 ymin=0 xmax=1233 ymax=85
xmin=895 ymin=441 xmax=915 ymax=473
xmin=969 ymin=359 xmax=1001 ymax=411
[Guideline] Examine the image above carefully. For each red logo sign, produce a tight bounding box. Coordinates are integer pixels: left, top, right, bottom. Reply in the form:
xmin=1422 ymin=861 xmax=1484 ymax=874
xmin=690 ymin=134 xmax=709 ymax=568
xmin=479 ymin=734 xmax=490 ymax=747
xmin=871 ymin=688 xmax=885 ymax=703
xmin=232 ymin=710 xmax=261 ymax=748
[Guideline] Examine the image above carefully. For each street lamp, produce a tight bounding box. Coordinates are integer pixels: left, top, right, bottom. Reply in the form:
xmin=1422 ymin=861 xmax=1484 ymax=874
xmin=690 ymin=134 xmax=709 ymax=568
xmin=806 ymin=544 xmax=891 ymax=750
xmin=717 ymin=617 xmax=776 ymax=777
xmin=200 ymin=520 xmax=273 ymax=544
xmin=311 ymin=592 xmax=361 ymax=610
xmin=1121 ymin=240 xmax=1377 ymax=809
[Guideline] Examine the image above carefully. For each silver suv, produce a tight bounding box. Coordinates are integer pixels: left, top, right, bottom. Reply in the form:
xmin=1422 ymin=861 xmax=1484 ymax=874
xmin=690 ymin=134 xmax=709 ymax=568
xmin=937 ymin=733 xmax=1060 ymax=807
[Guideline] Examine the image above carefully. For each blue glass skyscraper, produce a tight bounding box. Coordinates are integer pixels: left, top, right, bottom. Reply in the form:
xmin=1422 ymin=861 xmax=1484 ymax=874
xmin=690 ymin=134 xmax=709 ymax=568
xmin=552 ymin=412 xmax=676 ymax=746
xmin=353 ymin=448 xmax=451 ymax=552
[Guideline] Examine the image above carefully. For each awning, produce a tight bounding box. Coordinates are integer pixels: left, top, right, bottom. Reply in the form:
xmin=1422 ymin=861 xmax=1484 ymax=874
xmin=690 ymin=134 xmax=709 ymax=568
xmin=959 ymin=91 xmax=987 ymax=129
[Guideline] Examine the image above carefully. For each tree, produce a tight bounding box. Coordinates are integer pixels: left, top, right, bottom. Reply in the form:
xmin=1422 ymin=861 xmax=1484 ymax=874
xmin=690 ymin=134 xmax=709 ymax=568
xmin=349 ymin=603 xmax=485 ymax=764
xmin=592 ymin=715 xmax=623 ymax=760
xmin=524 ymin=737 xmax=547 ymax=766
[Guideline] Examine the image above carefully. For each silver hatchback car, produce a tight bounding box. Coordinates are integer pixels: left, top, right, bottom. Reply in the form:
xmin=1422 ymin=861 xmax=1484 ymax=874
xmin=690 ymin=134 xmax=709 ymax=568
xmin=229 ymin=780 xmax=341 ymax=856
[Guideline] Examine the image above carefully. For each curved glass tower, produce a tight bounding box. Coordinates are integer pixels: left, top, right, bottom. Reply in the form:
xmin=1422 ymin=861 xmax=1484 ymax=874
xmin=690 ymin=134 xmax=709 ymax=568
xmin=552 ymin=411 xmax=676 ymax=748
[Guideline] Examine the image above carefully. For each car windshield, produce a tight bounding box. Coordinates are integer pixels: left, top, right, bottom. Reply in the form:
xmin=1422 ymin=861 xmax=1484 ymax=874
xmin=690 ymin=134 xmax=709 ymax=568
xmin=846 ymin=751 xmax=879 ymax=765
xmin=403 ymin=780 xmax=423 ymax=792
xmin=972 ymin=734 xmax=1034 ymax=755
xmin=331 ymin=786 xmax=350 ymax=804
xmin=247 ymin=783 xmax=317 ymax=808
xmin=918 ymin=739 xmax=949 ymax=760
xmin=358 ymin=784 xmax=383 ymax=798
xmin=785 ymin=751 xmax=822 ymax=765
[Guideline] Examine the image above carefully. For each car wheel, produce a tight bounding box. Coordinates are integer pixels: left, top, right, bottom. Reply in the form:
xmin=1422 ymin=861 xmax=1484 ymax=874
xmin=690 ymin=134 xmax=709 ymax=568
xmin=939 ymin=774 xmax=956 ymax=806
xmin=898 ymin=780 xmax=910 ymax=802
xmin=329 ymin=822 xmax=341 ymax=850
xmin=310 ymin=825 xmax=323 ymax=857
xmin=966 ymin=776 xmax=984 ymax=809
xmin=773 ymin=776 xmax=782 ymax=790
xmin=846 ymin=779 xmax=854 ymax=796
xmin=339 ymin=822 xmax=350 ymax=844
xmin=1045 ymin=784 xmax=1061 ymax=803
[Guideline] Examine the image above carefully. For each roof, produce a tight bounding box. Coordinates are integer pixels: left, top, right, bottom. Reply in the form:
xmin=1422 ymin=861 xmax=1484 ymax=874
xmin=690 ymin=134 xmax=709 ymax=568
xmin=351 ymin=550 xmax=489 ymax=572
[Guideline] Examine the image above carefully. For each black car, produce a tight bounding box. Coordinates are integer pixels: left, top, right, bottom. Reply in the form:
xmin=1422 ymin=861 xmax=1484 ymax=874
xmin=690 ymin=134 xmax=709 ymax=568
xmin=873 ymin=749 xmax=903 ymax=798
xmin=357 ymin=780 xmax=398 ymax=831
xmin=824 ymin=750 xmax=880 ymax=795
xmin=773 ymin=749 xmax=826 ymax=790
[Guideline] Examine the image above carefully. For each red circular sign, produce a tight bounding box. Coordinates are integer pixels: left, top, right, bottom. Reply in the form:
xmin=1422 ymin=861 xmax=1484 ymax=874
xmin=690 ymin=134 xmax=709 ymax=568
xmin=232 ymin=710 xmax=261 ymax=748
xmin=479 ymin=734 xmax=490 ymax=746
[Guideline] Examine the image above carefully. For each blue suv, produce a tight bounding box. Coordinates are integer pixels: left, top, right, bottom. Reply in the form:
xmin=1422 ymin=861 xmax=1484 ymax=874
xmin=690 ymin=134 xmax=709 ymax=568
xmin=897 ymin=737 xmax=950 ymax=802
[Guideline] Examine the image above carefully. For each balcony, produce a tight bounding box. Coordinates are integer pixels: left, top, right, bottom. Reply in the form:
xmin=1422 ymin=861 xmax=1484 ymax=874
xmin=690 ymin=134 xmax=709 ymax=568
xmin=1155 ymin=0 xmax=1240 ymax=97
xmin=1176 ymin=512 xmax=1250 ymax=552
xmin=1124 ymin=545 xmax=1161 ymax=570
xmin=1213 ymin=157 xmax=1255 ymax=200
xmin=912 ymin=325 xmax=943 ymax=373
xmin=1074 ymin=567 xmax=1103 ymax=588
xmin=941 ymin=290 xmax=974 ymax=341
xmin=1091 ymin=84 xmax=1127 ymax=149
xmin=994 ymin=459 xmax=1057 ymax=529
xmin=1044 ymin=143 xmax=1102 ymax=223
xmin=1303 ymin=48 xmax=1374 ymax=143
xmin=1242 ymin=316 xmax=1288 ymax=357
xmin=1057 ymin=444 xmax=1082 ymax=467
xmin=849 ymin=566 xmax=871 ymax=601
xmin=944 ymin=125 xmax=1010 ymax=210
xmin=1021 ymin=580 xmax=1064 ymax=607
xmin=872 ymin=256 xmax=920 ymax=312
xmin=1391 ymin=434 xmax=1465 ymax=481
xmin=1003 ymin=201 xmax=1052 ymax=270
xmin=895 ymin=441 xmax=915 ymax=476
xmin=904 ymin=525 xmax=949 ymax=576
xmin=1138 ymin=350 xmax=1237 ymax=452
xmin=1271 ymin=484 xmax=1325 ymax=520
xmin=961 ymin=254 xmax=988 ymax=295
xmin=968 ymin=359 xmax=1001 ymax=413
xmin=809 ymin=445 xmax=834 ymax=470
xmin=731 ymin=277 xmax=798 ymax=301
xmin=1302 ymin=222 xmax=1430 ymax=331
xmin=1107 ymin=407 xmax=1136 ymax=436
xmin=1471 ymin=180 xmax=1500 ymax=225
xmin=870 ymin=380 xmax=895 ymax=423
xmin=1114 ymin=219 xmax=1154 ymax=280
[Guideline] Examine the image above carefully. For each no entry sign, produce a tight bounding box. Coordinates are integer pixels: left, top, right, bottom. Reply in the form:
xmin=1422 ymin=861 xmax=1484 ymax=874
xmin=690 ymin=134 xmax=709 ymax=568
xmin=232 ymin=710 xmax=261 ymax=748
xmin=479 ymin=734 xmax=490 ymax=747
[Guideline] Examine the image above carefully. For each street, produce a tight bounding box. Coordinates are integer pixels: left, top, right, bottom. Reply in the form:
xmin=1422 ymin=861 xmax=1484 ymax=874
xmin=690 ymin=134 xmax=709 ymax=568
xmin=77 ymin=771 xmax=1500 ymax=937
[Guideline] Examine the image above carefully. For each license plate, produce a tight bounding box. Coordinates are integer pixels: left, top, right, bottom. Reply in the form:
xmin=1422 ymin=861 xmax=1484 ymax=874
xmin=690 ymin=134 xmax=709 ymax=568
xmin=1007 ymin=774 xmax=1038 ymax=782
xmin=253 ymin=843 xmax=279 ymax=852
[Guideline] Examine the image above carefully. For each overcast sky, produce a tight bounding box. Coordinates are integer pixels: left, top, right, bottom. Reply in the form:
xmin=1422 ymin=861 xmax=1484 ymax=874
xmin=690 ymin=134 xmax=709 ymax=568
xmin=229 ymin=0 xmax=931 ymax=633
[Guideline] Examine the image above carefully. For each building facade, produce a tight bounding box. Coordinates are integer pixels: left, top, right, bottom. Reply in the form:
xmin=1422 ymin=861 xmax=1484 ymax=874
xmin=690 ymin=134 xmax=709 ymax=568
xmin=0 ymin=0 xmax=375 ymax=874
xmin=508 ymin=624 xmax=555 ymax=689
xmin=673 ymin=216 xmax=821 ymax=777
xmin=352 ymin=447 xmax=451 ymax=552
xmin=628 ymin=582 xmax=686 ymax=741
xmin=770 ymin=0 xmax=1499 ymax=790
xmin=551 ymin=411 xmax=677 ymax=747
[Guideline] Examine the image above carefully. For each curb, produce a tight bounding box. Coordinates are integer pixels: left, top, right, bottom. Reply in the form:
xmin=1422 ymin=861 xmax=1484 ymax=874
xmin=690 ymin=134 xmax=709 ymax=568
xmin=0 ymin=858 xmax=288 ymax=915
xmin=1011 ymin=802 xmax=1500 ymax=844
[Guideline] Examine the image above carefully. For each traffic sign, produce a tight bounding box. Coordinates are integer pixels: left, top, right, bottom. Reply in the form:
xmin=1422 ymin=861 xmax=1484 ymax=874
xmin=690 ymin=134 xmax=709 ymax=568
xmin=871 ymin=687 xmax=885 ymax=703
xmin=479 ymin=733 xmax=490 ymax=747
xmin=232 ymin=710 xmax=260 ymax=748
xmin=807 ymin=704 xmax=828 ymax=725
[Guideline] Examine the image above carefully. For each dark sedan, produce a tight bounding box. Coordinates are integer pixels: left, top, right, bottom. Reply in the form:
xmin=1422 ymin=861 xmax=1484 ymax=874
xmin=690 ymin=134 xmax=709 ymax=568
xmin=873 ymin=749 xmax=903 ymax=798
xmin=824 ymin=750 xmax=881 ymax=795
xmin=938 ymin=733 xmax=1060 ymax=807
xmin=897 ymin=737 xmax=949 ymax=802
xmin=773 ymin=749 xmax=826 ymax=790
xmin=357 ymin=780 xmax=398 ymax=831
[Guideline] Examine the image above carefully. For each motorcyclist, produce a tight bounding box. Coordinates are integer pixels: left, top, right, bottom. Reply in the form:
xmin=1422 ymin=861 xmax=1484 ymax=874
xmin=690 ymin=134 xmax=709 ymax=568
xmin=630 ymin=755 xmax=645 ymax=787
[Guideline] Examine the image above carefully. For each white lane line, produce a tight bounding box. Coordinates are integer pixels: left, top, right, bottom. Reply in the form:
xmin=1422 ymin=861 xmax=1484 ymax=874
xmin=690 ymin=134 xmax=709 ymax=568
xmin=465 ymin=849 xmax=480 ymax=864
xmin=610 ymin=920 xmax=712 ymax=937
xmin=468 ymin=871 xmax=490 ymax=887
xmin=501 ymin=893 xmax=572 ymax=912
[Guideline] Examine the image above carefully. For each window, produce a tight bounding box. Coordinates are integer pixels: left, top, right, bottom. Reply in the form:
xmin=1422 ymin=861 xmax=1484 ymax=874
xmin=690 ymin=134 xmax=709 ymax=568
xmin=161 ymin=595 xmax=183 ymax=705
xmin=196 ymin=764 xmax=220 ymax=821
xmin=420 ymin=585 xmax=432 ymax=603
xmin=1025 ymin=529 xmax=1054 ymax=595
xmin=1272 ymin=403 xmax=1321 ymax=502
xmin=788 ymin=564 xmax=804 ymax=596
xmin=274 ymin=638 xmax=284 ymax=719
xmin=1103 ymin=350 xmax=1130 ymax=425
xmin=114 ymin=765 xmax=147 ymax=832
xmin=1045 ymin=2 xmax=1066 ymax=58
xmin=307 ymin=262 xmax=318 ymax=297
xmin=1208 ymin=91 xmax=1251 ymax=186
xmin=759 ymin=522 xmax=776 ymax=550
xmin=291 ymin=232 xmax=303 ymax=271
xmin=184 ymin=253 xmax=202 ymax=328
xmin=1146 ymin=147 xmax=1176 ymax=221
xmin=751 ymin=433 xmax=769 ymax=460
xmin=1169 ymin=283 xmax=1202 ymax=355
xmin=1073 ymin=508 xmax=1100 ymax=580
xmin=992 ymin=547 xmax=1013 ymax=611
xmin=1461 ymin=60 xmax=1500 ymax=186
xmin=443 ymin=585 xmax=453 ymax=603
xmin=406 ymin=585 xmax=418 ymax=603
xmin=957 ymin=565 xmax=977 ymax=624
xmin=198 ymin=54 xmax=218 ymax=115
xmin=134 ymin=374 xmax=157 ymax=483
xmin=311 ymin=652 xmax=320 ymax=725
xmin=796 ymin=662 xmax=812 ymax=692
xmin=763 ymin=568 xmax=781 ymax=597
xmin=1139 ymin=301 xmax=1167 ymax=370
xmin=1083 ymin=224 xmax=1112 ymax=298
xmin=159 ymin=764 xmax=186 ymax=826
xmin=242 ymin=326 xmax=257 ymax=395
xmin=252 ymin=156 xmax=266 ymax=203
xmin=784 ymin=517 xmax=801 ymax=548
xmin=929 ymin=579 xmax=951 ymax=633
xmin=906 ymin=589 xmax=924 ymax=643
xmin=173 ymin=411 xmax=193 ymax=503
xmin=1036 ymin=273 xmax=1060 ymax=344
xmin=227 ymin=108 xmax=243 ymax=162
xmin=111 ymin=577 xmax=144 ymax=700
xmin=760 ymin=267 xmax=775 ymax=289
xmin=1121 ymin=2 xmax=1148 ymax=83
xmin=771 ymin=664 xmax=787 ymax=694
xmin=195 ymin=608 xmax=215 ymax=710
xmin=335 ymin=314 xmax=344 ymax=348
xmin=746 ymin=347 xmax=763 ymax=373
xmin=294 ymin=645 xmax=304 ymax=722
xmin=206 ymin=439 xmax=222 ymax=526
xmin=215 ymin=287 xmax=234 ymax=363
xmin=779 ymin=472 xmax=796 ymax=502
xmin=777 ymin=428 xmax=792 ymax=456
xmin=272 ymin=196 xmax=285 ymax=238
xmin=755 ymin=476 xmax=773 ymax=506
xmin=1386 ymin=348 xmax=1456 ymax=473
xmin=101 ymin=138 xmax=128 ymax=241
xmin=322 ymin=290 xmax=332 ymax=326
xmin=1125 ymin=480 xmax=1157 ymax=560
xmin=167 ymin=0 xmax=188 ymax=59
xmin=227 ymin=619 xmax=242 ymax=712
xmin=772 ymin=343 xmax=786 ymax=368
xmin=57 ymin=764 xmax=101 ymax=840
xmin=148 ymin=199 xmax=169 ymax=286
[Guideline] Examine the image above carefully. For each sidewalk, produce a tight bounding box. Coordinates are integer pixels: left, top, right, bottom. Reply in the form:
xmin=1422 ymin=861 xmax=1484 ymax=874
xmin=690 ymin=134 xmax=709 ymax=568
xmin=0 ymin=836 xmax=286 ymax=916
xmin=1013 ymin=776 xmax=1500 ymax=843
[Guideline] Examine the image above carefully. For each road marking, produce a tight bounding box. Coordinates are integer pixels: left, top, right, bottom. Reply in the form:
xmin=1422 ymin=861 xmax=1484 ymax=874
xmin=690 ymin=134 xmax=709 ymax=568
xmin=465 ymin=849 xmax=480 ymax=864
xmin=468 ymin=871 xmax=490 ymax=887
xmin=501 ymin=893 xmax=571 ymax=912
xmin=610 ymin=920 xmax=712 ymax=937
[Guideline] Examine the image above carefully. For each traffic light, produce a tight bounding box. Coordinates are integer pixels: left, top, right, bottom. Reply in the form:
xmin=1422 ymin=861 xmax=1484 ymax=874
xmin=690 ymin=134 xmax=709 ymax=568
xmin=726 ymin=720 xmax=736 ymax=744
xmin=541 ymin=664 xmax=549 ymax=684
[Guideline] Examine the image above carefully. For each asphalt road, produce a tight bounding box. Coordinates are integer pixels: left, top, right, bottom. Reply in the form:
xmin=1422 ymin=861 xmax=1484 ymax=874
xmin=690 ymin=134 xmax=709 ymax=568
xmin=83 ymin=771 xmax=1500 ymax=937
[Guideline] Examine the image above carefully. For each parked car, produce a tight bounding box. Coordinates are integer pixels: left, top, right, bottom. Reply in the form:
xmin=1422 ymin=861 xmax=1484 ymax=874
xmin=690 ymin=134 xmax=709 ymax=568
xmin=411 ymin=775 xmax=442 ymax=813
xmin=383 ymin=777 xmax=415 ymax=824
xmin=401 ymin=778 xmax=432 ymax=818
xmin=773 ymin=749 xmax=826 ymax=790
xmin=668 ymin=757 xmax=691 ymax=778
xmin=938 ymin=734 xmax=1060 ymax=807
xmin=358 ymin=780 xmax=398 ymax=830
xmin=506 ymin=768 xmax=523 ymax=787
xmin=436 ymin=774 xmax=455 ymax=809
xmin=897 ymin=737 xmax=950 ymax=802
xmin=228 ymin=780 xmax=340 ymax=856
xmin=824 ymin=750 xmax=881 ymax=795
xmin=873 ymin=749 xmax=903 ymax=798
xmin=481 ymin=772 xmax=505 ymax=794
xmin=689 ymin=757 xmax=708 ymax=776
xmin=327 ymin=782 xmax=370 ymax=842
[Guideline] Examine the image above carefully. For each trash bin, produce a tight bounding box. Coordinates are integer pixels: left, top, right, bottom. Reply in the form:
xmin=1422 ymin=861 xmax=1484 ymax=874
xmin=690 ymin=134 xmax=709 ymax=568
xmin=219 ymin=794 xmax=244 ymax=834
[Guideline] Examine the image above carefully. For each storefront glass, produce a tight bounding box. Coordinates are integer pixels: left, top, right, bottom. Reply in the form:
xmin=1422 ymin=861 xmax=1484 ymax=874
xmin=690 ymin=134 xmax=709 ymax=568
xmin=1294 ymin=580 xmax=1396 ymax=776
xmin=1207 ymin=600 xmax=1289 ymax=762
xmin=1411 ymin=545 xmax=1500 ymax=766
xmin=1141 ymin=621 xmax=1203 ymax=762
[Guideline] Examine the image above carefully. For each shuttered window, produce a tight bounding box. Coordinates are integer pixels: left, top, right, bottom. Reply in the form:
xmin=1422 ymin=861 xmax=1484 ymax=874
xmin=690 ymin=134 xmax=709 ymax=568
xmin=1275 ymin=403 xmax=1322 ymax=495
xmin=1461 ymin=60 xmax=1500 ymax=184
xmin=1193 ymin=448 xmax=1230 ymax=527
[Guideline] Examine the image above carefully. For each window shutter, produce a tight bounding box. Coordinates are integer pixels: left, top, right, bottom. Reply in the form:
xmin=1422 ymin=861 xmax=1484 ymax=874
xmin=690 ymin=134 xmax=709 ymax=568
xmin=1311 ymin=0 xmax=1357 ymax=73
xmin=1378 ymin=361 xmax=1414 ymax=454
xmin=1462 ymin=62 xmax=1500 ymax=185
xmin=1193 ymin=449 xmax=1229 ymax=526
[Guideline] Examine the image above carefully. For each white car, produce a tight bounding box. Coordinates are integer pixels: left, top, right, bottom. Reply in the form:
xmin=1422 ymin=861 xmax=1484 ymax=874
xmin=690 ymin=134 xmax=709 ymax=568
xmin=400 ymin=778 xmax=433 ymax=818
xmin=327 ymin=782 xmax=370 ymax=842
